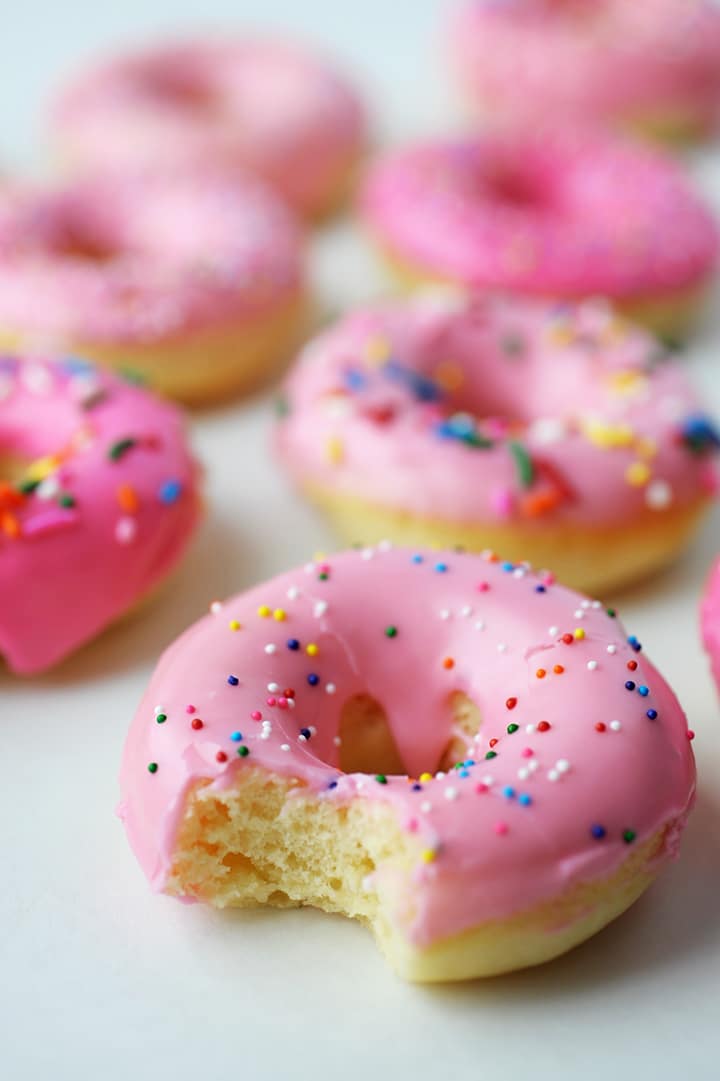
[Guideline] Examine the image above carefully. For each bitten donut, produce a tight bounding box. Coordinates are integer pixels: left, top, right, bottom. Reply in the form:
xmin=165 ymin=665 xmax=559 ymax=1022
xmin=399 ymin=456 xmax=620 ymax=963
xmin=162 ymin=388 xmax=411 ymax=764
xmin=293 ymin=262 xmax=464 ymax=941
xmin=701 ymin=558 xmax=720 ymax=693
xmin=361 ymin=133 xmax=718 ymax=340
xmin=118 ymin=545 xmax=696 ymax=982
xmin=51 ymin=38 xmax=367 ymax=220
xmin=449 ymin=1 xmax=720 ymax=145
xmin=0 ymin=171 xmax=307 ymax=404
xmin=276 ymin=296 xmax=719 ymax=594
xmin=0 ymin=354 xmax=200 ymax=674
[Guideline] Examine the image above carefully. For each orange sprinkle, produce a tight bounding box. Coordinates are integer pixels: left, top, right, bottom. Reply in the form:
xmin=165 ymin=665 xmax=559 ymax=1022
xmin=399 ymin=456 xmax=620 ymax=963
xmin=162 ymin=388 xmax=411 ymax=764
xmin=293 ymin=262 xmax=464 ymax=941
xmin=553 ymin=665 xmax=565 ymax=675
xmin=1 ymin=511 xmax=20 ymax=538
xmin=442 ymin=657 xmax=455 ymax=670
xmin=520 ymin=488 xmax=564 ymax=518
xmin=535 ymin=668 xmax=546 ymax=679
xmin=117 ymin=483 xmax=139 ymax=514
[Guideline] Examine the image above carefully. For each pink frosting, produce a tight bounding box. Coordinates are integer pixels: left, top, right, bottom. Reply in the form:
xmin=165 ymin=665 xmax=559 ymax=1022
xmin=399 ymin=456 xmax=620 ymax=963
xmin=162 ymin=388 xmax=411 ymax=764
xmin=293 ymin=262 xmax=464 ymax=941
xmin=276 ymin=296 xmax=719 ymax=527
xmin=0 ymin=356 xmax=200 ymax=674
xmin=449 ymin=1 xmax=720 ymax=134
xmin=361 ymin=133 xmax=718 ymax=300
xmin=51 ymin=38 xmax=366 ymax=218
xmin=118 ymin=545 xmax=696 ymax=947
xmin=0 ymin=170 xmax=304 ymax=346
xmin=701 ymin=558 xmax=720 ymax=692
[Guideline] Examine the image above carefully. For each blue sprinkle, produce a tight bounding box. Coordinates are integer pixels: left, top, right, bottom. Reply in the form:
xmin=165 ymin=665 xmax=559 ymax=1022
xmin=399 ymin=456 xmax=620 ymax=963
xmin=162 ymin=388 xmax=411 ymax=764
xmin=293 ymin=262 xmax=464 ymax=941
xmin=464 ymin=759 xmax=475 ymax=767
xmin=159 ymin=479 xmax=183 ymax=504
xmin=286 ymin=638 xmax=300 ymax=651
xmin=502 ymin=785 xmax=516 ymax=799
xmin=628 ymin=636 xmax=642 ymax=652
xmin=647 ymin=709 xmax=658 ymax=720
xmin=411 ymin=783 xmax=422 ymax=791
xmin=300 ymin=727 xmax=312 ymax=740
xmin=625 ymin=681 xmax=636 ymax=691
xmin=227 ymin=675 xmax=239 ymax=686
xmin=411 ymin=553 xmax=424 ymax=564
xmin=501 ymin=561 xmax=514 ymax=573
xmin=61 ymin=356 xmax=95 ymax=375
xmin=328 ymin=780 xmax=338 ymax=790
xmin=590 ymin=824 xmax=606 ymax=840
xmin=535 ymin=585 xmax=546 ymax=593
xmin=459 ymin=769 xmax=470 ymax=779
xmin=343 ymin=368 xmax=367 ymax=391
xmin=307 ymin=673 xmax=319 ymax=686
xmin=434 ymin=562 xmax=448 ymax=573
xmin=230 ymin=731 xmax=242 ymax=742
xmin=638 ymin=685 xmax=649 ymax=697
xmin=518 ymin=793 xmax=532 ymax=807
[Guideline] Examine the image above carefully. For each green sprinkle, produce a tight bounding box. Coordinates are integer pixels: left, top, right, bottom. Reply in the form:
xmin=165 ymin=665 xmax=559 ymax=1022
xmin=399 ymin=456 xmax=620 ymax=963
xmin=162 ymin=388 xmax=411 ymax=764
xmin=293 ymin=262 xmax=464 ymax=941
xmin=155 ymin=713 xmax=167 ymax=725
xmin=58 ymin=494 xmax=76 ymax=508
xmin=623 ymin=829 xmax=636 ymax=844
xmin=119 ymin=368 xmax=147 ymax=386
xmin=462 ymin=431 xmax=494 ymax=450
xmin=318 ymin=573 xmax=329 ymax=581
xmin=607 ymin=608 xmax=617 ymax=618
xmin=274 ymin=394 xmax=290 ymax=417
xmin=384 ymin=625 xmax=398 ymax=638
xmin=237 ymin=745 xmax=250 ymax=757
xmin=108 ymin=437 xmax=137 ymax=462
xmin=375 ymin=774 xmax=388 ymax=784
xmin=506 ymin=723 xmax=519 ymax=734
xmin=508 ymin=440 xmax=535 ymax=489
xmin=485 ymin=750 xmax=497 ymax=760
xmin=147 ymin=762 xmax=158 ymax=774
xmin=17 ymin=478 xmax=40 ymax=495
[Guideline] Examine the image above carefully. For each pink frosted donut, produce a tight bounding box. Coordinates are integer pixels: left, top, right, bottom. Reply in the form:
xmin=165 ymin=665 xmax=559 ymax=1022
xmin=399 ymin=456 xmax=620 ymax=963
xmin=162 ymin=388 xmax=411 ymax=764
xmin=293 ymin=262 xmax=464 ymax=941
xmin=118 ymin=545 xmax=696 ymax=981
xmin=0 ymin=354 xmax=200 ymax=674
xmin=701 ymin=558 xmax=720 ymax=692
xmin=449 ymin=1 xmax=720 ymax=143
xmin=361 ymin=132 xmax=719 ymax=339
xmin=51 ymin=38 xmax=367 ymax=220
xmin=276 ymin=295 xmax=719 ymax=594
xmin=0 ymin=170 xmax=306 ymax=404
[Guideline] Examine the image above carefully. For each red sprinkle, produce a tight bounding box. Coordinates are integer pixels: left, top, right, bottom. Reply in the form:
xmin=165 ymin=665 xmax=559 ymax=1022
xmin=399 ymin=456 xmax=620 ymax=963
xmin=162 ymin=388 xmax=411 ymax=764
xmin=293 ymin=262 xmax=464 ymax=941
xmin=215 ymin=751 xmax=228 ymax=763
xmin=595 ymin=722 xmax=607 ymax=732
xmin=687 ymin=730 xmax=696 ymax=740
xmin=506 ymin=697 xmax=518 ymax=710
xmin=191 ymin=718 xmax=204 ymax=730
xmin=250 ymin=711 xmax=262 ymax=721
xmin=561 ymin=633 xmax=574 ymax=645
xmin=627 ymin=660 xmax=638 ymax=671
xmin=283 ymin=688 xmax=295 ymax=699
xmin=489 ymin=737 xmax=499 ymax=748
xmin=475 ymin=783 xmax=489 ymax=794
xmin=537 ymin=720 xmax=551 ymax=732
xmin=476 ymin=581 xmax=490 ymax=592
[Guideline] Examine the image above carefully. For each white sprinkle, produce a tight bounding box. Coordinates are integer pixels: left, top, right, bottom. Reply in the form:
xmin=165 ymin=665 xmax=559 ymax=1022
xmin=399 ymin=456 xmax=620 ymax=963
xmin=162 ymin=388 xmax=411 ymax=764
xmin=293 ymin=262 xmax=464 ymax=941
xmin=23 ymin=364 xmax=51 ymax=394
xmin=548 ymin=770 xmax=560 ymax=782
xmin=210 ymin=601 xmax=222 ymax=615
xmin=287 ymin=698 xmax=296 ymax=709
xmin=280 ymin=744 xmax=291 ymax=752
xmin=333 ymin=736 xmax=342 ymax=747
xmin=591 ymin=601 xmax=602 ymax=609
xmin=528 ymin=759 xmax=539 ymax=773
xmin=264 ymin=644 xmax=277 ymax=655
xmin=298 ymin=734 xmax=308 ymax=742
xmin=548 ymin=625 xmax=559 ymax=637
xmin=325 ymin=683 xmax=336 ymax=695
xmin=460 ymin=605 xmax=473 ymax=617
xmin=439 ymin=608 xmax=451 ymax=621
xmin=574 ymin=609 xmax=585 ymax=619
xmin=309 ymin=726 xmax=317 ymax=736
xmin=260 ymin=730 xmax=271 ymax=740
xmin=610 ymin=720 xmax=622 ymax=732
xmin=436 ymin=771 xmax=446 ymax=780
xmin=587 ymin=660 xmax=598 ymax=671
xmin=153 ymin=705 xmax=164 ymax=715
xmin=262 ymin=720 xmax=272 ymax=729
xmin=287 ymin=586 xmax=300 ymax=600
xmin=361 ymin=549 xmax=374 ymax=560
xmin=36 ymin=477 xmax=59 ymax=500
xmin=482 ymin=775 xmax=494 ymax=786
xmin=518 ymin=767 xmax=529 ymax=781
xmin=304 ymin=562 xmax=315 ymax=574
xmin=420 ymin=801 xmax=433 ymax=813
xmin=513 ymin=567 xmax=526 ymax=579
xmin=580 ymin=600 xmax=591 ymax=609
xmin=115 ymin=517 xmax=137 ymax=544
xmin=607 ymin=644 xmax=617 ymax=655
xmin=646 ymin=479 xmax=673 ymax=510
xmin=356 ymin=779 xmax=366 ymax=790
xmin=444 ymin=787 xmax=458 ymax=801
xmin=475 ymin=620 xmax=486 ymax=631
xmin=497 ymin=643 xmax=507 ymax=653
xmin=526 ymin=723 xmax=535 ymax=733
xmin=528 ymin=417 xmax=567 ymax=445
xmin=556 ymin=759 xmax=570 ymax=773
xmin=378 ymin=539 xmax=393 ymax=552
xmin=267 ymin=682 xmax=280 ymax=693
xmin=314 ymin=601 xmax=328 ymax=618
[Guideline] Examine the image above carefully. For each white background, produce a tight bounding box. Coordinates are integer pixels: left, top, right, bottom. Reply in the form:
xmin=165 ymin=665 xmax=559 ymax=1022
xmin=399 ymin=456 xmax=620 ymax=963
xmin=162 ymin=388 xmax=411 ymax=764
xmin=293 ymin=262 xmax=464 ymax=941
xmin=3 ymin=3 xmax=720 ymax=1079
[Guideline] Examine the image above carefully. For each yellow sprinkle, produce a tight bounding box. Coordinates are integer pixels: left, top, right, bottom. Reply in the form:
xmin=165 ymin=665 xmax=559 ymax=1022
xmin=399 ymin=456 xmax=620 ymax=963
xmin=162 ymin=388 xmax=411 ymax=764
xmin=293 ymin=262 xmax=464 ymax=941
xmin=229 ymin=620 xmax=241 ymax=631
xmin=25 ymin=455 xmax=61 ymax=482
xmin=419 ymin=772 xmax=433 ymax=783
xmin=365 ymin=334 xmax=391 ymax=365
xmin=306 ymin=643 xmax=319 ymax=656
xmin=325 ymin=436 xmax=344 ymax=465
xmin=636 ymin=437 xmax=658 ymax=461
xmin=421 ymin=849 xmax=437 ymax=864
xmin=273 ymin=608 xmax=286 ymax=622
xmin=573 ymin=628 xmax=586 ymax=640
xmin=547 ymin=325 xmax=575 ymax=347
xmin=625 ymin=461 xmax=651 ymax=487
xmin=257 ymin=605 xmax=271 ymax=618
xmin=582 ymin=420 xmax=635 ymax=449
xmin=433 ymin=360 xmax=464 ymax=391
xmin=607 ymin=370 xmax=647 ymax=396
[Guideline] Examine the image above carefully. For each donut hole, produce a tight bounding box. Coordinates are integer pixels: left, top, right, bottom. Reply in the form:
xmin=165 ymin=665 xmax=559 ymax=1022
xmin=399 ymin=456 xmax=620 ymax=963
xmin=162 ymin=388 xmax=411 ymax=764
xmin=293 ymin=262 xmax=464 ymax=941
xmin=337 ymin=691 xmax=482 ymax=778
xmin=46 ymin=220 xmax=118 ymax=263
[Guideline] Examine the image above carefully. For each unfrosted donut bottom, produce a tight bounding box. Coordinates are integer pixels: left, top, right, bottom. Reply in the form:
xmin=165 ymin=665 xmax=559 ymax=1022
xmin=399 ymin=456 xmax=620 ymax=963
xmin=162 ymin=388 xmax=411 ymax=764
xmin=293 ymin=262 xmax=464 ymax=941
xmin=165 ymin=762 xmax=673 ymax=982
xmin=296 ymin=483 xmax=711 ymax=596
xmin=0 ymin=291 xmax=309 ymax=406
xmin=378 ymin=249 xmax=710 ymax=343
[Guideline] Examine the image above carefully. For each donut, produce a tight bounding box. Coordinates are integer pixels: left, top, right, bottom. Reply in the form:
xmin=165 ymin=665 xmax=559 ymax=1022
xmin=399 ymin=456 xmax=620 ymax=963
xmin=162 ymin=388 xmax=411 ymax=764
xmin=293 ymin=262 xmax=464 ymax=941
xmin=448 ymin=1 xmax=720 ymax=145
xmin=118 ymin=544 xmax=696 ymax=982
xmin=0 ymin=170 xmax=307 ymax=404
xmin=275 ymin=295 xmax=719 ymax=595
xmin=360 ymin=132 xmax=718 ymax=340
xmin=0 ymin=353 xmax=200 ymax=674
xmin=50 ymin=38 xmax=367 ymax=221
xmin=701 ymin=558 xmax=720 ymax=693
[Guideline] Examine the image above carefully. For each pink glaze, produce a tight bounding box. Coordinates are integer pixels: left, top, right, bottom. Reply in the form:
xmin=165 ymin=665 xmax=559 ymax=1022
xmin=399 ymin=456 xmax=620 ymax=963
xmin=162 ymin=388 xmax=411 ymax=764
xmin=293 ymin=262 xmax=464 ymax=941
xmin=276 ymin=296 xmax=719 ymax=528
xmin=119 ymin=545 xmax=696 ymax=948
xmin=51 ymin=38 xmax=366 ymax=218
xmin=361 ymin=133 xmax=718 ymax=301
xmin=701 ymin=558 xmax=720 ymax=692
xmin=0 ymin=170 xmax=303 ymax=347
xmin=0 ymin=356 xmax=200 ymax=674
xmin=449 ymin=1 xmax=720 ymax=136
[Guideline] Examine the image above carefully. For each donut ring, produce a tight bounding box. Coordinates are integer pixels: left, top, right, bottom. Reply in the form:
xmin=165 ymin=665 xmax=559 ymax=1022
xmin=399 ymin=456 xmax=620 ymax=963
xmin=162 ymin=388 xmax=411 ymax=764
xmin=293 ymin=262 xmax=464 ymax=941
xmin=276 ymin=295 xmax=719 ymax=594
xmin=51 ymin=37 xmax=367 ymax=220
xmin=118 ymin=545 xmax=695 ymax=982
xmin=0 ymin=171 xmax=307 ymax=404
xmin=361 ymin=133 xmax=718 ymax=340
xmin=448 ymin=1 xmax=720 ymax=145
xmin=0 ymin=355 xmax=200 ymax=674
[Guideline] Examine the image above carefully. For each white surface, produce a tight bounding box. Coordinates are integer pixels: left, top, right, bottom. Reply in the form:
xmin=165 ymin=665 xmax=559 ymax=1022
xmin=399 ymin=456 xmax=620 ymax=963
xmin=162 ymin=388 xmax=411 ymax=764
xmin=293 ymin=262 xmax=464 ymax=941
xmin=3 ymin=3 xmax=720 ymax=1079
